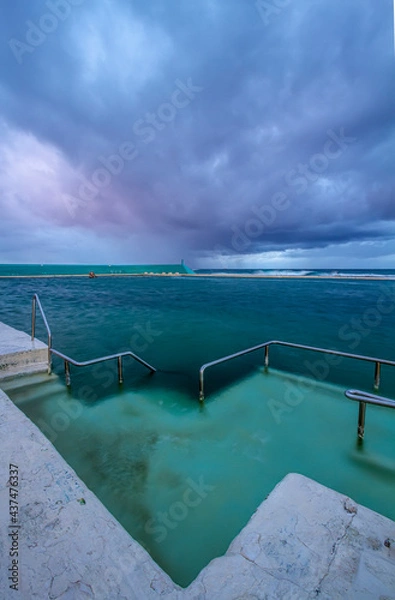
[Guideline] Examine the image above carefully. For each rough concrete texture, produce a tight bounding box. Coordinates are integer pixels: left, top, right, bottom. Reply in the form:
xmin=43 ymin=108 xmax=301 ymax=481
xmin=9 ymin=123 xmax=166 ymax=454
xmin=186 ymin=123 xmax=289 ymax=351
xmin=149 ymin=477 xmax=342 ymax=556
xmin=0 ymin=322 xmax=48 ymax=378
xmin=1 ymin=387 xmax=395 ymax=600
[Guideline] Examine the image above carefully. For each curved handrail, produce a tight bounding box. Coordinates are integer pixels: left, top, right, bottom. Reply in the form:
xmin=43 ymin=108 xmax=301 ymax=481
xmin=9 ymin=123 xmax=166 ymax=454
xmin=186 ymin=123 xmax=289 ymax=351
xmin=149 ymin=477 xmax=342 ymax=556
xmin=345 ymin=389 xmax=395 ymax=409
xmin=31 ymin=293 xmax=156 ymax=385
xmin=32 ymin=293 xmax=53 ymax=373
xmin=51 ymin=348 xmax=156 ymax=385
xmin=345 ymin=389 xmax=395 ymax=440
xmin=51 ymin=349 xmax=156 ymax=371
xmin=199 ymin=340 xmax=395 ymax=401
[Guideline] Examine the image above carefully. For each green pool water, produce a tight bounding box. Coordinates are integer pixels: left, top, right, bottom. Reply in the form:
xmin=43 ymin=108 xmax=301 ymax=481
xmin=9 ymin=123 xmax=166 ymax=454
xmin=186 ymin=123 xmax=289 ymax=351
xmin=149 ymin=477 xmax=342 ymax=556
xmin=4 ymin=367 xmax=395 ymax=587
xmin=1 ymin=274 xmax=395 ymax=585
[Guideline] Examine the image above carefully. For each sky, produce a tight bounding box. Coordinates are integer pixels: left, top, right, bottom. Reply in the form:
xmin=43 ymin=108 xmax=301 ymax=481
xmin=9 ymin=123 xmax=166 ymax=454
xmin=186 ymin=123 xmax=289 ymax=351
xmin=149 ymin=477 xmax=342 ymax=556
xmin=0 ymin=0 xmax=394 ymax=269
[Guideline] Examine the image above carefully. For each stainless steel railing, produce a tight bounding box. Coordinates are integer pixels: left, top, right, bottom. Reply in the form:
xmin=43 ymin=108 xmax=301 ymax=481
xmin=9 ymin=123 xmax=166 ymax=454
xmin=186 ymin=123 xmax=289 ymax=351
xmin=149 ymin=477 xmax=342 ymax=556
xmin=31 ymin=293 xmax=156 ymax=385
xmin=345 ymin=389 xmax=395 ymax=440
xmin=199 ymin=339 xmax=395 ymax=401
xmin=51 ymin=349 xmax=156 ymax=386
xmin=32 ymin=294 xmax=53 ymax=373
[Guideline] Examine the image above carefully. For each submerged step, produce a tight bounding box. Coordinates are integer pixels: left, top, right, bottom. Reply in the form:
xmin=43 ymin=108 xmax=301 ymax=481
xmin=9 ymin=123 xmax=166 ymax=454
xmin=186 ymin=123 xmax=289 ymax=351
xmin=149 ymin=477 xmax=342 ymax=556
xmin=0 ymin=371 xmax=54 ymax=392
xmin=1 ymin=372 xmax=67 ymax=406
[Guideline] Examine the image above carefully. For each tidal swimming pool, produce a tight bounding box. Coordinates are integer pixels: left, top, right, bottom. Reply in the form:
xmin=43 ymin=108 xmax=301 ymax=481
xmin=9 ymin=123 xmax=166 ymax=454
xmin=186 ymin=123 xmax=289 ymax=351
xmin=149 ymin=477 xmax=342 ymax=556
xmin=4 ymin=368 xmax=395 ymax=587
xmin=1 ymin=275 xmax=395 ymax=586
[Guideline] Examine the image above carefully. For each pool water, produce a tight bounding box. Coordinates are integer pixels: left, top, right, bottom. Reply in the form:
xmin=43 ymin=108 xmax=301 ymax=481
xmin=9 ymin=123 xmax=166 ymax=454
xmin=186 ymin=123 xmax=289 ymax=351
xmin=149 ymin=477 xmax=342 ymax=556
xmin=1 ymin=275 xmax=395 ymax=586
xmin=3 ymin=367 xmax=395 ymax=587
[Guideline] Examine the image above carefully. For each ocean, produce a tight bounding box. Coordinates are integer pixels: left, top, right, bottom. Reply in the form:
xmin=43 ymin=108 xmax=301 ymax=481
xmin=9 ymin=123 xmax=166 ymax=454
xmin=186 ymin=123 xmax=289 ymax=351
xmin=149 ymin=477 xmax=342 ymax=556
xmin=1 ymin=266 xmax=395 ymax=396
xmin=1 ymin=266 xmax=395 ymax=585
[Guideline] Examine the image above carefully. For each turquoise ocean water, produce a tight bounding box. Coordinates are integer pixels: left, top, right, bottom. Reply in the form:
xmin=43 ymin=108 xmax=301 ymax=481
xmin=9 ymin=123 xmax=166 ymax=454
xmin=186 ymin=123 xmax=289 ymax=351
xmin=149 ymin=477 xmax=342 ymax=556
xmin=1 ymin=266 xmax=395 ymax=585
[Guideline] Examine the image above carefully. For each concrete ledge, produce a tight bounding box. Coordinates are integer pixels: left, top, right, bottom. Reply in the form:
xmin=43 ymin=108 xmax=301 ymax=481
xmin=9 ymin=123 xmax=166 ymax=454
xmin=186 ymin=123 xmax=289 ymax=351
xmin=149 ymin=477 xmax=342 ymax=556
xmin=0 ymin=322 xmax=48 ymax=378
xmin=193 ymin=475 xmax=395 ymax=599
xmin=1 ymin=387 xmax=395 ymax=599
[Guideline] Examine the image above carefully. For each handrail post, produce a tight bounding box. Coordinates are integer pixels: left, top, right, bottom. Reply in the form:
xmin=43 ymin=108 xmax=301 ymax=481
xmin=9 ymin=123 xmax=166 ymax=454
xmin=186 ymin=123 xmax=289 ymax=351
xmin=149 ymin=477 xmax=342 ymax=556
xmin=65 ymin=361 xmax=71 ymax=386
xmin=48 ymin=343 xmax=52 ymax=375
xmin=199 ymin=369 xmax=205 ymax=402
xmin=118 ymin=356 xmax=123 ymax=384
xmin=264 ymin=345 xmax=269 ymax=369
xmin=357 ymin=401 xmax=366 ymax=440
xmin=31 ymin=295 xmax=36 ymax=341
xmin=374 ymin=362 xmax=381 ymax=390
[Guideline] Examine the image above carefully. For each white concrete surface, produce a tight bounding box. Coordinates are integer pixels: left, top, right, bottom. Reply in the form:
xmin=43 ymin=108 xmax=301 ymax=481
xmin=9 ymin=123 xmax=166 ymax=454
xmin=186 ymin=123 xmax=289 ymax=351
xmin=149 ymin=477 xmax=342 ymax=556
xmin=0 ymin=322 xmax=48 ymax=378
xmin=1 ymin=384 xmax=395 ymax=599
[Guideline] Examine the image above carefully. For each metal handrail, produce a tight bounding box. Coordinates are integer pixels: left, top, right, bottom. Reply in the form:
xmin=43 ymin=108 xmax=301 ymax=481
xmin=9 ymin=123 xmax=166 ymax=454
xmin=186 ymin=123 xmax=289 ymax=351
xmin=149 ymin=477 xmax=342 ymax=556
xmin=345 ymin=389 xmax=395 ymax=409
xmin=51 ymin=349 xmax=156 ymax=386
xmin=345 ymin=389 xmax=395 ymax=440
xmin=31 ymin=293 xmax=156 ymax=385
xmin=199 ymin=339 xmax=395 ymax=401
xmin=32 ymin=293 xmax=52 ymax=373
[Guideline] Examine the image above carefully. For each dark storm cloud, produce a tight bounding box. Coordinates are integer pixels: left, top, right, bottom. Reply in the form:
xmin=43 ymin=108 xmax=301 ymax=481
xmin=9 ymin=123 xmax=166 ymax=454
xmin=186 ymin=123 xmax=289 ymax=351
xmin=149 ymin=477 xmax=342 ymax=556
xmin=0 ymin=0 xmax=394 ymax=264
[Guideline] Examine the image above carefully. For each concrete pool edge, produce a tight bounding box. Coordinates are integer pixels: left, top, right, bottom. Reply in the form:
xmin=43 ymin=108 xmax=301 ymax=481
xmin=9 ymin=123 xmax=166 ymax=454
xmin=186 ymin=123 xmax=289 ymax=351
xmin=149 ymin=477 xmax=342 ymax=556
xmin=0 ymin=386 xmax=181 ymax=599
xmin=1 ymin=387 xmax=395 ymax=599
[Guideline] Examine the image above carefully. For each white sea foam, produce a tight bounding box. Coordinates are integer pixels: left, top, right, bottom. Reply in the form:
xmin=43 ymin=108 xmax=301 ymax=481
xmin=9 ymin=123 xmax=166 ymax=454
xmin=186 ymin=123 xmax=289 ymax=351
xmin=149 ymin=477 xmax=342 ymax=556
xmin=254 ymin=269 xmax=313 ymax=276
xmin=329 ymin=271 xmax=393 ymax=278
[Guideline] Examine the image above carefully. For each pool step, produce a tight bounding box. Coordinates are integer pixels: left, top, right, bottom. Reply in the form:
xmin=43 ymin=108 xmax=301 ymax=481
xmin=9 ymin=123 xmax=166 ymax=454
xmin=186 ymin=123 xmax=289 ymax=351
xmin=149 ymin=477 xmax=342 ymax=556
xmin=0 ymin=372 xmax=68 ymax=406
xmin=0 ymin=371 xmax=53 ymax=391
xmin=0 ymin=321 xmax=48 ymax=378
